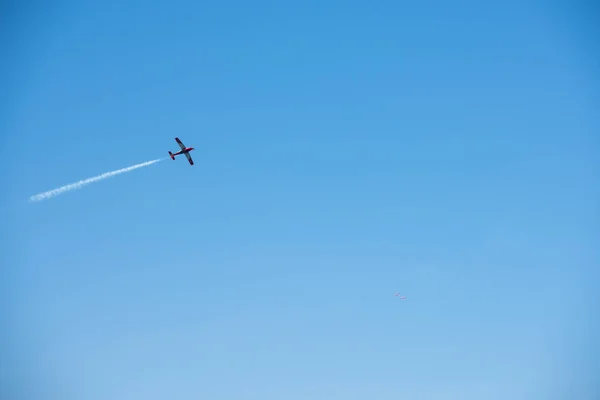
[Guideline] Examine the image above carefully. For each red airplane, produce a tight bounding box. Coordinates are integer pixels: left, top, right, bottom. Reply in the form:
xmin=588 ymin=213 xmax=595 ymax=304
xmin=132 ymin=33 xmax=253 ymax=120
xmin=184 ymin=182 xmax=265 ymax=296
xmin=168 ymin=137 xmax=195 ymax=165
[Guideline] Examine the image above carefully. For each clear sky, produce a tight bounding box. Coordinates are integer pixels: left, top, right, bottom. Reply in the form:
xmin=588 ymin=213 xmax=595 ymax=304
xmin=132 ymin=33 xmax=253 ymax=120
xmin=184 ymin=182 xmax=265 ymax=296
xmin=1 ymin=1 xmax=598 ymax=399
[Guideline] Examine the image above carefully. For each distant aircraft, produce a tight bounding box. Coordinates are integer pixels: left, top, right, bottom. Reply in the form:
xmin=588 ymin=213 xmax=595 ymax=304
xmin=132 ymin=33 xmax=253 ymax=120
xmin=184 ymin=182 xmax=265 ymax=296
xmin=394 ymin=293 xmax=407 ymax=300
xmin=168 ymin=137 xmax=195 ymax=165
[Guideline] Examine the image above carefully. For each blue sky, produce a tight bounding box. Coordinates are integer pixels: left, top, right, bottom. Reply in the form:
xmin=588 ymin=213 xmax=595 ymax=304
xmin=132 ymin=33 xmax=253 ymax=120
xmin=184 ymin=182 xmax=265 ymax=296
xmin=1 ymin=1 xmax=598 ymax=399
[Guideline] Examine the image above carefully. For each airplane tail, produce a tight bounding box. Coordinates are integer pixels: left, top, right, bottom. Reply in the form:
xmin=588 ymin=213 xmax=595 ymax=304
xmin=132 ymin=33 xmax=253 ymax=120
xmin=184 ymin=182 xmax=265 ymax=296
xmin=168 ymin=151 xmax=175 ymax=160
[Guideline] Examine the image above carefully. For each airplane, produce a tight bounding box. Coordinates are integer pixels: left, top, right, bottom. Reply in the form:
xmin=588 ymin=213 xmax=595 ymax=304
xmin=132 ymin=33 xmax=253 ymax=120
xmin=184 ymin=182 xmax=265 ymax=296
xmin=168 ymin=137 xmax=195 ymax=165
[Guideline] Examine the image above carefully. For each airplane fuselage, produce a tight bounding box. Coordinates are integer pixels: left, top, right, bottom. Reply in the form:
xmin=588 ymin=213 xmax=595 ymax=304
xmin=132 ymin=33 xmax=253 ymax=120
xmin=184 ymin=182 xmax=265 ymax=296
xmin=172 ymin=147 xmax=194 ymax=156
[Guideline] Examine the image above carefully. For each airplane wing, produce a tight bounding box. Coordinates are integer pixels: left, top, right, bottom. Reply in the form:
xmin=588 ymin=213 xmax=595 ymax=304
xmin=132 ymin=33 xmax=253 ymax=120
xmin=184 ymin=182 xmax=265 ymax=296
xmin=175 ymin=137 xmax=186 ymax=150
xmin=185 ymin=152 xmax=194 ymax=165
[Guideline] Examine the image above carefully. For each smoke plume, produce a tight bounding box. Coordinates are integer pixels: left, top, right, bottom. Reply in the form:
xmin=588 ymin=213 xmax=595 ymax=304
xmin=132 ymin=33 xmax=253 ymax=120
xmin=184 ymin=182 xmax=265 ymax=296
xmin=29 ymin=158 xmax=164 ymax=202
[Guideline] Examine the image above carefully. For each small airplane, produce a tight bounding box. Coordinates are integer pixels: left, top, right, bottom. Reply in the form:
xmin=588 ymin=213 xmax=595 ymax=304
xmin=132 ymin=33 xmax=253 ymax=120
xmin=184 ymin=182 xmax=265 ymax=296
xmin=394 ymin=293 xmax=407 ymax=300
xmin=168 ymin=137 xmax=195 ymax=165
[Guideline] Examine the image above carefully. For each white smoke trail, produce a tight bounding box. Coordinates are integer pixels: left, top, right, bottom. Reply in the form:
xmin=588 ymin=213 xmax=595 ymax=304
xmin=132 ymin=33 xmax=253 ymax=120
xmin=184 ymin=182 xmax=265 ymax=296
xmin=29 ymin=158 xmax=164 ymax=202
